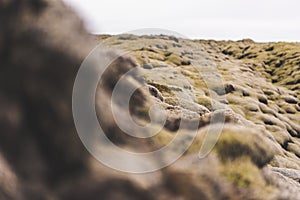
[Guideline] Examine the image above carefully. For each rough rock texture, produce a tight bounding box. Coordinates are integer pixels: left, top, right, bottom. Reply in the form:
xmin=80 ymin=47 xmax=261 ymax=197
xmin=96 ymin=35 xmax=300 ymax=198
xmin=1 ymin=0 xmax=300 ymax=199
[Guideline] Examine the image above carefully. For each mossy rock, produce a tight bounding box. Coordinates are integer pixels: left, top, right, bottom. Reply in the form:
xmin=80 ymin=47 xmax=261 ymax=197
xmin=282 ymin=105 xmax=297 ymax=114
xmin=245 ymin=103 xmax=259 ymax=112
xmin=147 ymin=82 xmax=173 ymax=97
xmin=213 ymin=125 xmax=275 ymax=168
xmin=267 ymin=126 xmax=292 ymax=147
xmin=259 ymin=103 xmax=276 ymax=115
xmin=287 ymin=143 xmax=300 ymax=158
xmin=270 ymin=155 xmax=300 ymax=169
xmin=164 ymin=97 xmax=180 ymax=106
xmin=222 ymin=157 xmax=265 ymax=188
xmin=257 ymin=95 xmax=268 ymax=105
xmin=195 ymin=95 xmax=213 ymax=111
xmin=166 ymin=53 xmax=191 ymax=66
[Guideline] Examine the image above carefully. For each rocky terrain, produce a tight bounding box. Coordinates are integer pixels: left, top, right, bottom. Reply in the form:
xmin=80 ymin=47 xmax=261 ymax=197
xmin=94 ymin=34 xmax=300 ymax=199
xmin=1 ymin=0 xmax=300 ymax=199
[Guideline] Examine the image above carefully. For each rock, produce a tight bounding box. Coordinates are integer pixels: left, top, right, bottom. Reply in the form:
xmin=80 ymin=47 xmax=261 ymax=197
xmin=271 ymin=167 xmax=300 ymax=183
xmin=242 ymin=90 xmax=251 ymax=96
xmin=0 ymin=0 xmax=93 ymax=191
xmin=285 ymin=106 xmax=297 ymax=114
xmin=168 ymin=36 xmax=179 ymax=43
xmin=258 ymin=95 xmax=268 ymax=105
xmin=142 ymin=64 xmax=153 ymax=69
xmin=283 ymin=95 xmax=298 ymax=104
xmin=148 ymin=85 xmax=164 ymax=101
xmin=0 ymin=153 xmax=18 ymax=199
xmin=0 ymin=0 xmax=154 ymax=199
xmin=263 ymin=168 xmax=300 ymax=199
xmin=164 ymin=115 xmax=181 ymax=132
xmin=2 ymin=1 xmax=300 ymax=198
xmin=225 ymin=83 xmax=235 ymax=94
xmin=198 ymin=109 xmax=241 ymax=128
xmin=274 ymin=59 xmax=285 ymax=68
xmin=246 ymin=103 xmax=259 ymax=112
xmin=118 ymin=34 xmax=136 ymax=40
xmin=179 ymin=99 xmax=210 ymax=116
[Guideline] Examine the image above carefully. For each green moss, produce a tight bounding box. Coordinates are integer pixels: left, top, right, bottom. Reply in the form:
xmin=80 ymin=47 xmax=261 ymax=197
xmin=152 ymin=128 xmax=173 ymax=145
xmin=148 ymin=83 xmax=172 ymax=94
xmin=222 ymin=157 xmax=263 ymax=188
xmin=214 ymin=127 xmax=274 ymax=168
xmin=166 ymin=53 xmax=191 ymax=66
xmin=195 ymin=95 xmax=213 ymax=111
xmin=164 ymin=97 xmax=179 ymax=106
xmin=229 ymin=105 xmax=245 ymax=117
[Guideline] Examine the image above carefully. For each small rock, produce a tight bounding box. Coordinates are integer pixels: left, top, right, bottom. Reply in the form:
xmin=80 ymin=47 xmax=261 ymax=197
xmin=242 ymin=90 xmax=251 ymax=96
xmin=142 ymin=64 xmax=153 ymax=69
xmin=183 ymin=85 xmax=192 ymax=90
xmin=246 ymin=103 xmax=259 ymax=112
xmin=164 ymin=115 xmax=181 ymax=132
xmin=168 ymin=36 xmax=179 ymax=43
xmin=258 ymin=95 xmax=268 ymax=105
xmin=275 ymin=59 xmax=285 ymax=68
xmin=283 ymin=95 xmax=298 ymax=104
xmin=263 ymin=89 xmax=276 ymax=96
xmin=198 ymin=109 xmax=241 ymax=128
xmin=179 ymin=99 xmax=210 ymax=116
xmin=265 ymin=46 xmax=274 ymax=51
xmin=285 ymin=106 xmax=297 ymax=114
xmin=225 ymin=83 xmax=235 ymax=94
xmin=155 ymin=44 xmax=163 ymax=49
xmin=148 ymin=85 xmax=164 ymax=102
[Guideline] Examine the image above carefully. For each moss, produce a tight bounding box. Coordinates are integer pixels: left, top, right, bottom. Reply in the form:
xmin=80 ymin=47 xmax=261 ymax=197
xmin=229 ymin=105 xmax=245 ymax=117
xmin=166 ymin=53 xmax=191 ymax=66
xmin=193 ymin=79 xmax=208 ymax=91
xmin=271 ymin=155 xmax=300 ymax=169
xmin=164 ymin=97 xmax=180 ymax=106
xmin=100 ymin=35 xmax=300 ymax=184
xmin=270 ymin=129 xmax=291 ymax=148
xmin=195 ymin=95 xmax=213 ymax=111
xmin=287 ymin=143 xmax=300 ymax=158
xmin=214 ymin=126 xmax=274 ymax=168
xmin=227 ymin=94 xmax=244 ymax=105
xmin=259 ymin=103 xmax=275 ymax=115
xmin=281 ymin=104 xmax=297 ymax=114
xmin=222 ymin=157 xmax=264 ymax=188
xmin=147 ymin=52 xmax=165 ymax=61
xmin=219 ymin=41 xmax=300 ymax=92
xmin=152 ymin=128 xmax=174 ymax=145
xmin=147 ymin=82 xmax=173 ymax=97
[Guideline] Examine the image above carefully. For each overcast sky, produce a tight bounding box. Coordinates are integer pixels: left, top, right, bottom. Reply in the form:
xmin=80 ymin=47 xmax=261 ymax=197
xmin=63 ymin=0 xmax=300 ymax=42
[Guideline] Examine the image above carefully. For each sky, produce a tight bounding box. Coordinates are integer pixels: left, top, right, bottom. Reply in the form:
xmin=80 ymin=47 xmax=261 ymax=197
xmin=63 ymin=0 xmax=300 ymax=42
